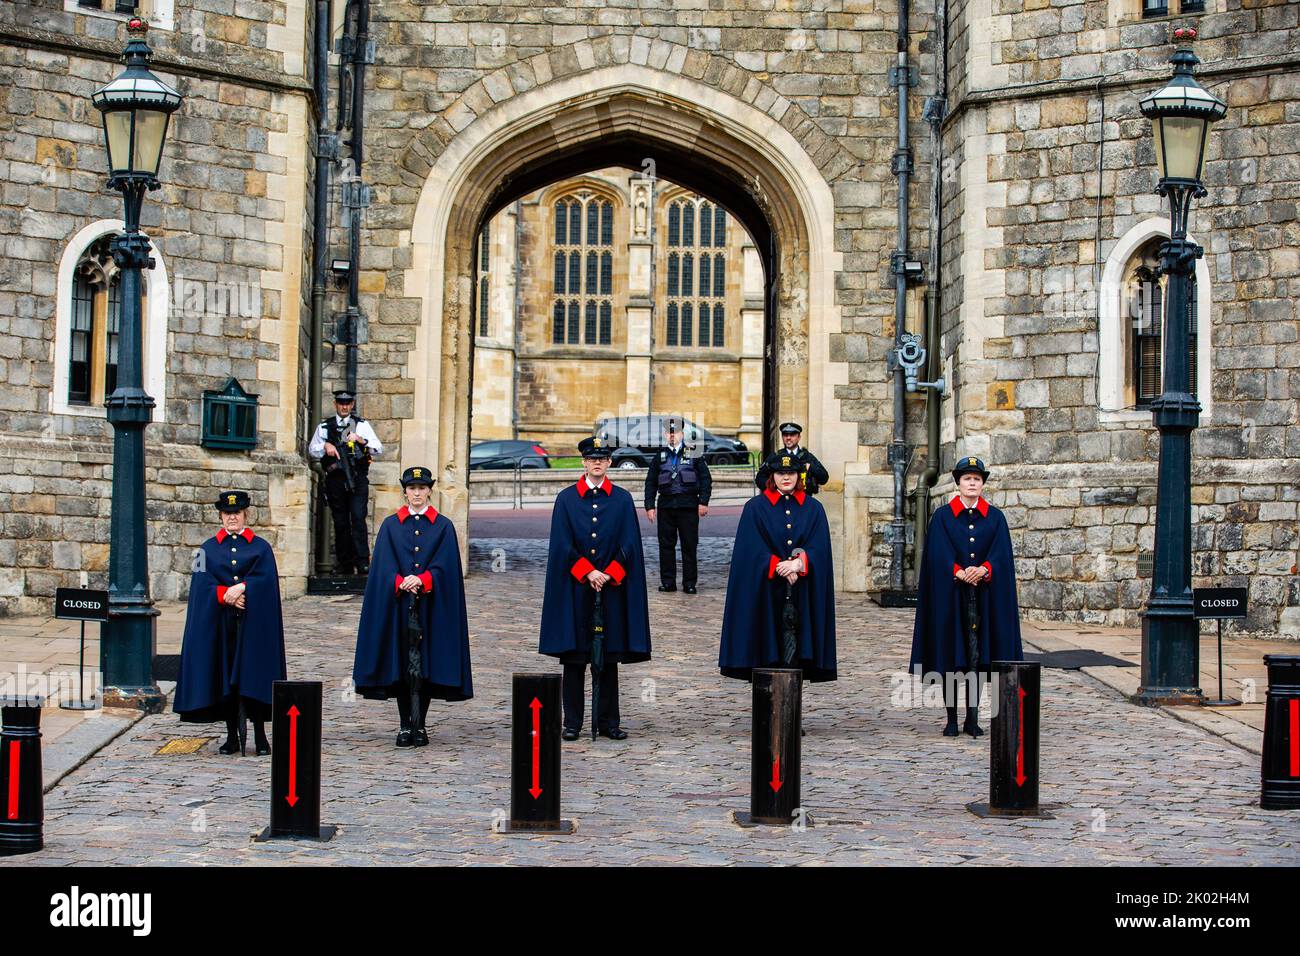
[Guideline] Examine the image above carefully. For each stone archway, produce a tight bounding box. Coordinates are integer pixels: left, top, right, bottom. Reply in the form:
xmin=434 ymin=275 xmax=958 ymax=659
xmin=397 ymin=63 xmax=853 ymax=580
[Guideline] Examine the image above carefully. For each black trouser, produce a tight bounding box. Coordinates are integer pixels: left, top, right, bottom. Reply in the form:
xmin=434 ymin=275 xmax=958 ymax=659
xmin=395 ymin=611 xmax=432 ymax=729
xmin=657 ymin=506 xmax=699 ymax=589
xmin=562 ymin=662 xmax=620 ymax=731
xmin=323 ymin=466 xmax=370 ymax=571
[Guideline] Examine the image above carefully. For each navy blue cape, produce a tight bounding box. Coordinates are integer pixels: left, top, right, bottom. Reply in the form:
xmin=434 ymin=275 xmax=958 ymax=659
xmin=910 ymin=496 xmax=1023 ymax=675
xmin=719 ymin=490 xmax=837 ymax=681
xmin=174 ymin=532 xmax=287 ymax=722
xmin=539 ymin=479 xmax=651 ymax=665
xmin=352 ymin=508 xmax=474 ymax=701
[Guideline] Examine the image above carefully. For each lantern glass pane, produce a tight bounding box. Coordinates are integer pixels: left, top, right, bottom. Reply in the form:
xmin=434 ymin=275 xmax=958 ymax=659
xmin=105 ymin=111 xmax=133 ymax=174
xmin=133 ymin=110 xmax=169 ymax=175
xmin=1161 ymin=115 xmax=1205 ymax=181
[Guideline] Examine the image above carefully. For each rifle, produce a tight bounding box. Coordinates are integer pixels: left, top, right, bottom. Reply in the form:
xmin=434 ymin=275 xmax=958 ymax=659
xmin=334 ymin=428 xmax=359 ymax=494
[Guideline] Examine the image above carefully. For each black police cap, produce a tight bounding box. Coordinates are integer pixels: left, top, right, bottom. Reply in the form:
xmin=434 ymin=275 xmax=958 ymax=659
xmin=764 ymin=451 xmax=803 ymax=474
xmin=577 ymin=436 xmax=613 ymax=459
xmin=951 ymin=456 xmax=990 ymax=482
xmin=401 ymin=466 xmax=434 ymax=487
xmin=779 ymin=421 xmax=803 ymax=435
xmin=215 ymin=490 xmax=251 ymax=512
xmin=333 ymin=390 xmax=356 ymax=403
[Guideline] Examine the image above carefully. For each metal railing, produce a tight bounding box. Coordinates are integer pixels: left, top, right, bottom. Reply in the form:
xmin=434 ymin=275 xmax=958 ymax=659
xmin=471 ymin=453 xmax=548 ymax=509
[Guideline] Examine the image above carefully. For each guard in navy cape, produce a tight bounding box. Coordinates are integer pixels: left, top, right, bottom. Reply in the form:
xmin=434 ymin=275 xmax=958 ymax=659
xmin=539 ymin=436 xmax=651 ymax=741
xmin=719 ymin=453 xmax=837 ymax=682
xmin=174 ymin=491 xmax=287 ymax=756
xmin=909 ymin=456 xmax=1023 ymax=737
xmin=352 ymin=466 xmax=473 ymax=748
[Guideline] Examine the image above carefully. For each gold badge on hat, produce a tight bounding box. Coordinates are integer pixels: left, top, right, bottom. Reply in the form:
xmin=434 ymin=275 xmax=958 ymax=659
xmin=782 ymin=456 xmax=792 ymax=467
xmin=967 ymin=458 xmax=975 ymax=466
xmin=594 ymin=438 xmax=603 ymax=448
xmin=413 ymin=468 xmax=422 ymax=478
xmin=227 ymin=495 xmax=237 ymax=505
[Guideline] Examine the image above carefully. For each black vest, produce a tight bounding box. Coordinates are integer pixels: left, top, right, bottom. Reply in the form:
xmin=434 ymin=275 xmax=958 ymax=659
xmin=323 ymin=417 xmax=371 ymax=473
xmin=657 ymin=447 xmax=699 ymax=496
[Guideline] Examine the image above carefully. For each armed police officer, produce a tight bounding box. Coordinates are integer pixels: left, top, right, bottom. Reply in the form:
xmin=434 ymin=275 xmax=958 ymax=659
xmin=753 ymin=422 xmax=829 ymax=495
xmin=644 ymin=417 xmax=712 ymax=594
xmin=309 ymin=389 xmax=383 ymax=575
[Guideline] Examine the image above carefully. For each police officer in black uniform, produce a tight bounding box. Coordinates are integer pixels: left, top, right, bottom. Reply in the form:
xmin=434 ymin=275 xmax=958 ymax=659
xmin=644 ymin=418 xmax=712 ymax=594
xmin=309 ymin=389 xmax=384 ymax=574
xmin=754 ymin=421 xmax=830 ymax=495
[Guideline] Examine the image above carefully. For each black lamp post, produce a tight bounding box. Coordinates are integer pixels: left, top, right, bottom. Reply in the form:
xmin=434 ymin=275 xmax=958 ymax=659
xmin=1133 ymin=29 xmax=1226 ymax=706
xmin=91 ymin=18 xmax=182 ymax=712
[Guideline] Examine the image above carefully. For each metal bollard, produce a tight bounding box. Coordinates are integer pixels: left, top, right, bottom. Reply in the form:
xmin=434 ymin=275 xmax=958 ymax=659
xmin=968 ymin=662 xmax=1051 ymax=819
xmin=502 ymin=673 xmax=572 ymax=834
xmin=256 ymin=681 xmax=334 ymax=842
xmin=1260 ymin=655 xmax=1300 ymax=811
xmin=0 ymin=696 xmax=44 ymax=856
xmin=735 ymin=668 xmax=803 ymax=827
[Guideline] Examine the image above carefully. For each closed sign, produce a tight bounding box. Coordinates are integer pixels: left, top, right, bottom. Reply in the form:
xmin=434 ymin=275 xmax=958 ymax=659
xmin=54 ymin=588 xmax=110 ymax=622
xmin=1192 ymin=587 xmax=1248 ymax=620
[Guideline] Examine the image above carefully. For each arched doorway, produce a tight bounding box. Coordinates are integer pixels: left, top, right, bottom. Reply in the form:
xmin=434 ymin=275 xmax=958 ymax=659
xmin=396 ymin=65 xmax=852 ymax=581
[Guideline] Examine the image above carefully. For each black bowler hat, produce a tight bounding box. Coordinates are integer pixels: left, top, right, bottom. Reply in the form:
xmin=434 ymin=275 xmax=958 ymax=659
xmin=215 ymin=490 xmax=251 ymax=512
xmin=333 ymin=390 xmax=355 ymax=403
xmin=401 ymin=466 xmax=434 ymax=488
xmin=779 ymin=421 xmax=803 ymax=435
xmin=764 ymin=451 xmax=803 ymax=474
xmin=577 ymin=436 xmax=612 ymax=459
xmin=951 ymin=456 xmax=990 ymax=482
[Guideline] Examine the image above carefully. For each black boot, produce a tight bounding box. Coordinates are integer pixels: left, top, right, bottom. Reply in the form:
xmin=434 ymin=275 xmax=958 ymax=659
xmin=254 ymin=721 xmax=271 ymax=756
xmin=412 ymin=691 xmax=431 ymax=747
xmin=963 ymin=706 xmax=983 ymax=738
xmin=395 ymin=691 xmax=414 ymax=747
xmin=942 ymin=706 xmax=960 ymax=737
xmin=218 ymin=713 xmax=241 ymax=754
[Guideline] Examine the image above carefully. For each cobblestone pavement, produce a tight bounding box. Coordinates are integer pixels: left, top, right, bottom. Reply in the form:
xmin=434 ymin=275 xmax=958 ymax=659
xmin=10 ymin=537 xmax=1297 ymax=866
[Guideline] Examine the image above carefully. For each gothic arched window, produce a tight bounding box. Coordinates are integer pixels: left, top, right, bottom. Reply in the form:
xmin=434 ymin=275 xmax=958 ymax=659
xmin=66 ymin=234 xmax=144 ymax=406
xmin=1123 ymin=238 xmax=1198 ymax=410
xmin=551 ymin=193 xmax=614 ymax=346
xmin=663 ymin=195 xmax=728 ymax=348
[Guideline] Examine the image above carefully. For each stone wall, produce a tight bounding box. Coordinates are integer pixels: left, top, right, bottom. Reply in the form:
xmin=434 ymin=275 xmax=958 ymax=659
xmin=0 ymin=3 xmax=316 ymax=612
xmin=930 ymin=0 xmax=1300 ymax=633
xmin=1 ymin=0 xmax=1294 ymax=636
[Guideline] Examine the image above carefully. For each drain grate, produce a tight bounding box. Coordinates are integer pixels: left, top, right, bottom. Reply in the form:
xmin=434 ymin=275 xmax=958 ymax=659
xmin=155 ymin=737 xmax=214 ymax=756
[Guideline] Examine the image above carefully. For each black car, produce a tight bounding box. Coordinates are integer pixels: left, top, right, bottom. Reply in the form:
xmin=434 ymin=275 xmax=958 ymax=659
xmin=469 ymin=439 xmax=552 ymax=470
xmin=594 ymin=414 xmax=749 ymax=469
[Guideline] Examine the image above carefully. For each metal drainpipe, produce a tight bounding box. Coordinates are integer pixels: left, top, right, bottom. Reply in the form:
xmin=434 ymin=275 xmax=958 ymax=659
xmin=309 ymin=0 xmax=332 ymax=576
xmin=912 ymin=0 xmax=948 ymax=577
xmin=343 ymin=0 xmax=369 ymax=394
xmin=888 ymin=0 xmax=913 ymax=592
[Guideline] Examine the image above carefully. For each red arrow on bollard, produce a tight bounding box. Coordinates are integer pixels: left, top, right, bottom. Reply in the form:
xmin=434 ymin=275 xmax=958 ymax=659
xmin=7 ymin=740 xmax=18 ymax=820
xmin=1015 ymin=686 xmax=1028 ymax=787
xmin=529 ymin=697 xmax=543 ymax=799
xmin=1290 ymin=699 xmax=1298 ymax=778
xmin=770 ymin=756 xmax=783 ymax=793
xmin=286 ymin=705 xmax=300 ymax=808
